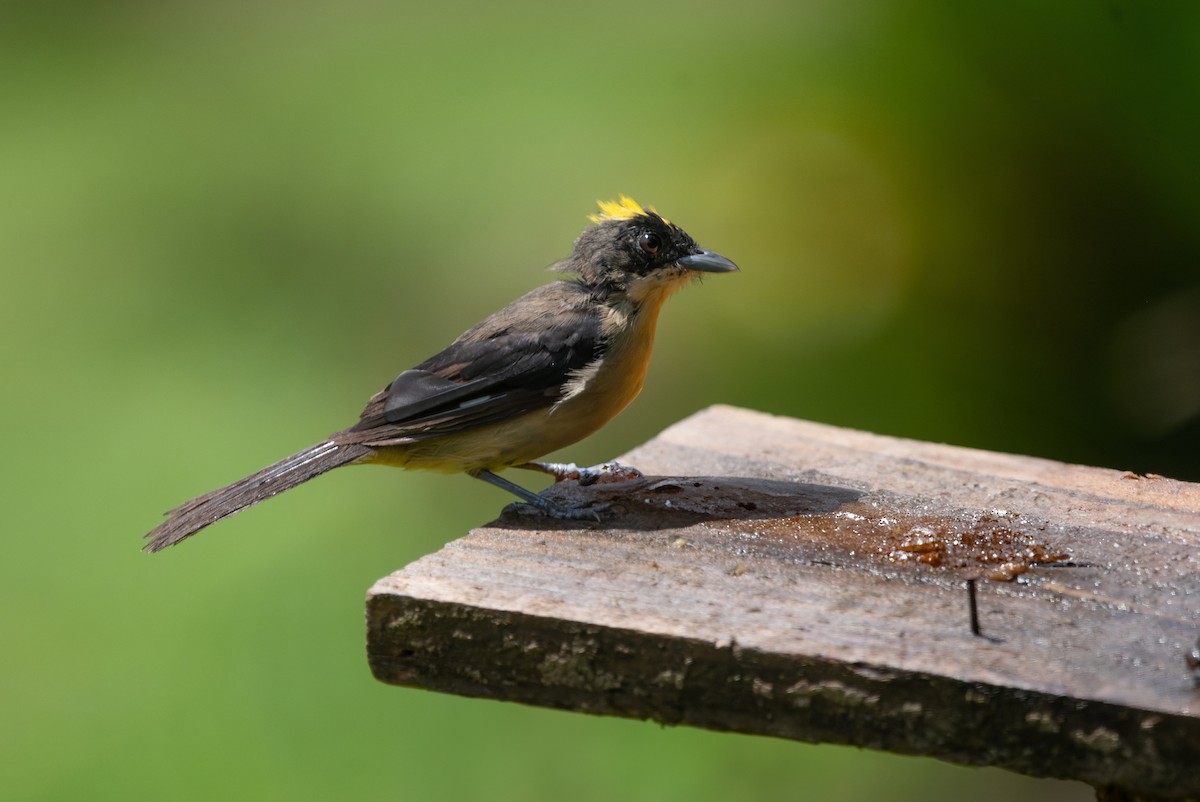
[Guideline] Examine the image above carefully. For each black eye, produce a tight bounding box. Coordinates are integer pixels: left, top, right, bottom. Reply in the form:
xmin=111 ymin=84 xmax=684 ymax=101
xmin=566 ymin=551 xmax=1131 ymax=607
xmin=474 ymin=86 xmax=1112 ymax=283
xmin=638 ymin=232 xmax=661 ymax=255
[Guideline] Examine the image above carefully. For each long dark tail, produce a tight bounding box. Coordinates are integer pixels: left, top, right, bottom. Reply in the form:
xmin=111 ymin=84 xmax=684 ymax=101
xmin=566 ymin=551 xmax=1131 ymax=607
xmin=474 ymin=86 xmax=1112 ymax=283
xmin=143 ymin=439 xmax=372 ymax=552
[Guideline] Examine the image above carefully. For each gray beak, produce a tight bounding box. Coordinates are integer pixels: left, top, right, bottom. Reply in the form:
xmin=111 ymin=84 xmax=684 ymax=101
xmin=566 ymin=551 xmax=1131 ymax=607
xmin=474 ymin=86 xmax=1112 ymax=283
xmin=677 ymin=249 xmax=739 ymax=273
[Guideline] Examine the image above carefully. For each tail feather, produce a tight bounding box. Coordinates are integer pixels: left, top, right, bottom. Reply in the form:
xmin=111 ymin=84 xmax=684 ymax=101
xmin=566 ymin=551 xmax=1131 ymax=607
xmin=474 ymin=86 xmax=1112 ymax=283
xmin=144 ymin=439 xmax=371 ymax=552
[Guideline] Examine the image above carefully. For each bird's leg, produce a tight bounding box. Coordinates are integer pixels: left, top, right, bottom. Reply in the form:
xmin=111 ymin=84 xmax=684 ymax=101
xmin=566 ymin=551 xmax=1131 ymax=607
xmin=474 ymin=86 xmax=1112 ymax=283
xmin=471 ymin=469 xmax=607 ymax=521
xmin=516 ymin=460 xmax=643 ymax=486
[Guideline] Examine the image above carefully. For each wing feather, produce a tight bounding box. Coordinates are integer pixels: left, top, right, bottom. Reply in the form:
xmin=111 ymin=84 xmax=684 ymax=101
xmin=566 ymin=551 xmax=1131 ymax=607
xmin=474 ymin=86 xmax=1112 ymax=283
xmin=349 ymin=282 xmax=601 ymax=443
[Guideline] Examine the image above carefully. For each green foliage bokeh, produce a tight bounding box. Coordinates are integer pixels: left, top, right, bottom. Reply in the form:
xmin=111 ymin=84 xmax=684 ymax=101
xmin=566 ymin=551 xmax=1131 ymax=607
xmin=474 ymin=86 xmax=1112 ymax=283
xmin=4 ymin=1 xmax=1196 ymax=800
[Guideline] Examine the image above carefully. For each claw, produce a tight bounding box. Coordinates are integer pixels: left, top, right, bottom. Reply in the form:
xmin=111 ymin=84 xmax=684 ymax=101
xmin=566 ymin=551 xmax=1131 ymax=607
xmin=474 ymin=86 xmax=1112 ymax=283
xmin=503 ymin=500 xmax=610 ymax=522
xmin=518 ymin=460 xmax=643 ymax=485
xmin=580 ymin=461 xmax=643 ymax=486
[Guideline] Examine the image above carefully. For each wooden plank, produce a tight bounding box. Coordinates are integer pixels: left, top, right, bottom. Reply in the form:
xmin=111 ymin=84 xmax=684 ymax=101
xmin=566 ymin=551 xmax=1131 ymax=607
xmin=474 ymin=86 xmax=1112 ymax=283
xmin=367 ymin=405 xmax=1200 ymax=800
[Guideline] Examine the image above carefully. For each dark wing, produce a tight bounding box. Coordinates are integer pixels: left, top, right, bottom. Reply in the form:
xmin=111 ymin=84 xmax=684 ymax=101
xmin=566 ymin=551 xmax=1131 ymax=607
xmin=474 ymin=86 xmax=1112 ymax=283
xmin=349 ymin=282 xmax=601 ymax=444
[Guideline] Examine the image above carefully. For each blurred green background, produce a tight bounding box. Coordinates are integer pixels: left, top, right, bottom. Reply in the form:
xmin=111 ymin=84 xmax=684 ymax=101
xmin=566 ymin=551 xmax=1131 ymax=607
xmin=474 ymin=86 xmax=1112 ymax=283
xmin=4 ymin=0 xmax=1196 ymax=799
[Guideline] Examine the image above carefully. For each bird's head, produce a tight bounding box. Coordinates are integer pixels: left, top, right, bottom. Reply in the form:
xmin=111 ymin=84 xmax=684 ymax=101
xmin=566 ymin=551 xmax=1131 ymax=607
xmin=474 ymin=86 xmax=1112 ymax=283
xmin=554 ymin=196 xmax=737 ymax=298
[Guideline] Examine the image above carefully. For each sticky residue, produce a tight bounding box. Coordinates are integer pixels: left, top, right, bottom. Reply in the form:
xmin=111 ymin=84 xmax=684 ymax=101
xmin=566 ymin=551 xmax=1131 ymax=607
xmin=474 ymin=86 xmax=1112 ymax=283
xmin=752 ymin=504 xmax=1068 ymax=581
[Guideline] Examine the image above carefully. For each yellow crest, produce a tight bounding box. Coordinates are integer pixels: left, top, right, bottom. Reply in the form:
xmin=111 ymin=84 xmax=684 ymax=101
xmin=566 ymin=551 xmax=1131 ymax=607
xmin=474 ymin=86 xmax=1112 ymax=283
xmin=589 ymin=195 xmax=667 ymax=224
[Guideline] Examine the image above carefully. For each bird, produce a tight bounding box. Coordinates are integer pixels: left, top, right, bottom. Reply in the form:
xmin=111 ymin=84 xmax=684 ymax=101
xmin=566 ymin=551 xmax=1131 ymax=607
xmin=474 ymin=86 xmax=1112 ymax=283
xmin=143 ymin=196 xmax=737 ymax=552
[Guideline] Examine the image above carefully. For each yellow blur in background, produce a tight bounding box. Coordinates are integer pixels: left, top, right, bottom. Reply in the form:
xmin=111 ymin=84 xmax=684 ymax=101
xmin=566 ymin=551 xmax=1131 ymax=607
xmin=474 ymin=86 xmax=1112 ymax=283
xmin=3 ymin=1 xmax=1196 ymax=800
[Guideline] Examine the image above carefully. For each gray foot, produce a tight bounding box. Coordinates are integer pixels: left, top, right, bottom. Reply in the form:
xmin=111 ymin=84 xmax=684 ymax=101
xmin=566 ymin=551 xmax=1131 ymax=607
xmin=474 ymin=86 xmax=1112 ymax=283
xmin=503 ymin=500 xmax=611 ymax=522
xmin=517 ymin=460 xmax=643 ymax=486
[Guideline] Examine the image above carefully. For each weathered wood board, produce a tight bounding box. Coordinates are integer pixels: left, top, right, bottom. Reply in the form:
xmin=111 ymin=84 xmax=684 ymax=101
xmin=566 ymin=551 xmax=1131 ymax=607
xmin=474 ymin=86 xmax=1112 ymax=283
xmin=368 ymin=405 xmax=1200 ymax=799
